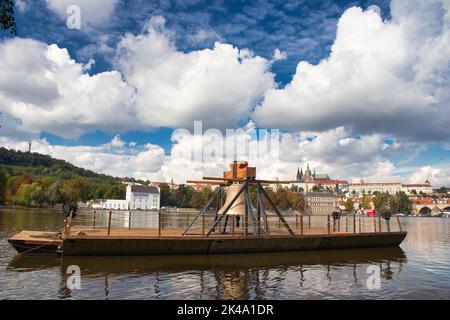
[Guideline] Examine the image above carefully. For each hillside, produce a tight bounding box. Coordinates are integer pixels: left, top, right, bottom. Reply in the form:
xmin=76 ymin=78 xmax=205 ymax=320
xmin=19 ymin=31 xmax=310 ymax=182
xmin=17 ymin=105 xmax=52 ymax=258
xmin=0 ymin=147 xmax=133 ymax=206
xmin=0 ymin=147 xmax=118 ymax=183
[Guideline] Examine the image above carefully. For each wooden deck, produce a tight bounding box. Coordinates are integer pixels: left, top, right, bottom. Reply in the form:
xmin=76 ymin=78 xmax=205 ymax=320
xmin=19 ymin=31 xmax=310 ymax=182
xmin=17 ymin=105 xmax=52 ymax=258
xmin=65 ymin=226 xmax=345 ymax=239
xmin=9 ymin=230 xmax=62 ymax=245
xmin=8 ymin=230 xmax=62 ymax=254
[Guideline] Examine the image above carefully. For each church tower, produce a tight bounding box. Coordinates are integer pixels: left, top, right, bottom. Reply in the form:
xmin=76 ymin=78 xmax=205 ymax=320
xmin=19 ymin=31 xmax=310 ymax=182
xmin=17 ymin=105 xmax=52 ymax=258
xmin=296 ymin=167 xmax=303 ymax=181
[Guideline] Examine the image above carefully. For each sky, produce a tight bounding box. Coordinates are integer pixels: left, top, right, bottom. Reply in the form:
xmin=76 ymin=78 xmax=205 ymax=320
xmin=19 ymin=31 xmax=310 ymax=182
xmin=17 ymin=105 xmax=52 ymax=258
xmin=1 ymin=0 xmax=450 ymax=186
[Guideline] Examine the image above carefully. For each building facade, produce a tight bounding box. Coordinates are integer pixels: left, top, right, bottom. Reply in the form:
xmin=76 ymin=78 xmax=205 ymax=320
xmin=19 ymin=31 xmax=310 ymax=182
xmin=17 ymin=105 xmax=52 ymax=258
xmin=284 ymin=164 xmax=348 ymax=192
xmin=346 ymin=180 xmax=433 ymax=195
xmin=304 ymin=192 xmax=339 ymax=216
xmin=102 ymin=184 xmax=160 ymax=210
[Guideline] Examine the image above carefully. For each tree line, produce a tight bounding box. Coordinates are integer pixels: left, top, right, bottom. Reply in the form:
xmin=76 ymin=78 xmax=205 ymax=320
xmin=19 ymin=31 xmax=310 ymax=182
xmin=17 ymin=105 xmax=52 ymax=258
xmin=160 ymin=184 xmax=305 ymax=211
xmin=343 ymin=192 xmax=412 ymax=214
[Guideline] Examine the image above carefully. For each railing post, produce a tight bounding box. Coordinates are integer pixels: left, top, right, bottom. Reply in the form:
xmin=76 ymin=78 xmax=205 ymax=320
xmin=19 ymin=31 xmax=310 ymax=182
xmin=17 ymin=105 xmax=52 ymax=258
xmin=158 ymin=210 xmax=162 ymax=237
xmin=374 ymin=216 xmax=377 ymax=233
xmin=232 ymin=216 xmax=235 ymax=236
xmin=345 ymin=216 xmax=348 ymax=232
xmin=128 ymin=211 xmax=132 ymax=230
xmin=353 ymin=214 xmax=356 ymax=234
xmin=378 ymin=215 xmax=382 ymax=233
xmin=359 ymin=217 xmax=362 ymax=233
xmin=296 ymin=214 xmax=298 ymax=228
xmin=300 ymin=215 xmax=304 ymax=235
xmin=93 ymin=210 xmax=96 ymax=229
xmin=68 ymin=210 xmax=73 ymax=235
xmin=308 ymin=216 xmax=311 ymax=229
xmin=107 ymin=210 xmax=112 ymax=236
xmin=396 ymin=215 xmax=402 ymax=232
xmin=327 ymin=215 xmax=331 ymax=235
xmin=202 ymin=211 xmax=205 ymax=236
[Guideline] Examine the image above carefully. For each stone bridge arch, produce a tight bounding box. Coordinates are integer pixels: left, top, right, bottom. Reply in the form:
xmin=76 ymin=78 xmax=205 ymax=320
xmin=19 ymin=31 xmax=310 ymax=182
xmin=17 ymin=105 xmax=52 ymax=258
xmin=418 ymin=206 xmax=432 ymax=216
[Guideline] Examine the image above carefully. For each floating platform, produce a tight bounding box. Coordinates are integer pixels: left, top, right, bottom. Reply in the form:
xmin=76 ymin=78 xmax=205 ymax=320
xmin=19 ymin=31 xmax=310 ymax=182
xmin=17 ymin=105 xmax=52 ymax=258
xmin=61 ymin=228 xmax=406 ymax=256
xmin=8 ymin=224 xmax=407 ymax=256
xmin=8 ymin=231 xmax=62 ymax=254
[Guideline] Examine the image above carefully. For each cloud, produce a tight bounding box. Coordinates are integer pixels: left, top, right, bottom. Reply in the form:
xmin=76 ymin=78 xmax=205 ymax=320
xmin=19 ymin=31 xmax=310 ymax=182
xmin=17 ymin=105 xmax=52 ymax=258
xmin=253 ymin=0 xmax=450 ymax=142
xmin=0 ymin=38 xmax=136 ymax=138
xmin=0 ymin=137 xmax=165 ymax=179
xmin=409 ymin=166 xmax=450 ymax=187
xmin=115 ymin=16 xmax=275 ymax=129
xmin=15 ymin=0 xmax=28 ymax=12
xmin=0 ymin=17 xmax=275 ymax=137
xmin=273 ymin=48 xmax=287 ymax=61
xmin=45 ymin=0 xmax=119 ymax=28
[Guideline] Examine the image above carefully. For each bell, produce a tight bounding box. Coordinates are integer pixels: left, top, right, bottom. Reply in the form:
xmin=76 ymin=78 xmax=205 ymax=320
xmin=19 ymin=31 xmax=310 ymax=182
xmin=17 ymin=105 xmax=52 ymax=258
xmin=218 ymin=183 xmax=247 ymax=216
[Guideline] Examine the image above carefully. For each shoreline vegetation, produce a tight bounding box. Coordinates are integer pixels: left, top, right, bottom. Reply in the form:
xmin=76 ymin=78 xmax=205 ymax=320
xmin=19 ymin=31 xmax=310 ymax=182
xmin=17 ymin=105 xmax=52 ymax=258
xmin=0 ymin=147 xmax=430 ymax=216
xmin=0 ymin=148 xmax=306 ymax=211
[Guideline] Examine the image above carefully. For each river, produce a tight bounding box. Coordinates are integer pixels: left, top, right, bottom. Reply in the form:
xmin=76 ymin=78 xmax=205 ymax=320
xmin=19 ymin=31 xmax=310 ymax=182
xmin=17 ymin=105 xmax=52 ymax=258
xmin=0 ymin=208 xmax=449 ymax=299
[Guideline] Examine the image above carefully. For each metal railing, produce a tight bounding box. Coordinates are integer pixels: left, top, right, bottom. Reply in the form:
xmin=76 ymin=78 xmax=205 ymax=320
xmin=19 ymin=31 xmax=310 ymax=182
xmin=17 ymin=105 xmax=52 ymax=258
xmin=65 ymin=209 xmax=403 ymax=237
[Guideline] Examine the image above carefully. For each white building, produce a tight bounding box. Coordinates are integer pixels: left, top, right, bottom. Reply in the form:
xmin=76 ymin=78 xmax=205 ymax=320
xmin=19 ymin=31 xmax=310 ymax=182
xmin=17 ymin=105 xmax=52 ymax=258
xmin=102 ymin=184 xmax=160 ymax=210
xmin=345 ymin=180 xmax=433 ymax=195
xmin=304 ymin=192 xmax=339 ymax=216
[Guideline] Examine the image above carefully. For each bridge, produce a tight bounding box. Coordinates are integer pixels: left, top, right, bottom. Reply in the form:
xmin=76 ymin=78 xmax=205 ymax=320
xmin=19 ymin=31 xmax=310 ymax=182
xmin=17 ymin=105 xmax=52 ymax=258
xmin=411 ymin=203 xmax=450 ymax=216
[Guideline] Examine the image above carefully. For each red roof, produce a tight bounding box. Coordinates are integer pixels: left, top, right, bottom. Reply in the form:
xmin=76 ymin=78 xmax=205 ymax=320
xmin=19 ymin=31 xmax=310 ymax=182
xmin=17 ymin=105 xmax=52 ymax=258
xmin=350 ymin=182 xmax=402 ymax=186
xmin=402 ymin=184 xmax=431 ymax=187
xmin=316 ymin=180 xmax=349 ymax=185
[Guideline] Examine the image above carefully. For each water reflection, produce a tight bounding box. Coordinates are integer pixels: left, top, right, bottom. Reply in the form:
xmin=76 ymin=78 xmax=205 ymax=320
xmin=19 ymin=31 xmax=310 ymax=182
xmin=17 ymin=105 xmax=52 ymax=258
xmin=2 ymin=209 xmax=450 ymax=299
xmin=7 ymin=247 xmax=406 ymax=300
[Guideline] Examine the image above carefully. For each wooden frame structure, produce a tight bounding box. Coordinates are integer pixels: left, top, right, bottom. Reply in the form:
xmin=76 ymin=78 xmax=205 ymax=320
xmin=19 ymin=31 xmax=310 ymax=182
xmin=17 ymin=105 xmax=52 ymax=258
xmin=183 ymin=177 xmax=294 ymax=237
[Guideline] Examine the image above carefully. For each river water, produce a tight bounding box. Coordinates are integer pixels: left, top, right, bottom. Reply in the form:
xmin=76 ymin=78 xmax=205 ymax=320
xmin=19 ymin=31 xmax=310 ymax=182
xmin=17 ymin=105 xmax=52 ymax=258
xmin=0 ymin=208 xmax=449 ymax=299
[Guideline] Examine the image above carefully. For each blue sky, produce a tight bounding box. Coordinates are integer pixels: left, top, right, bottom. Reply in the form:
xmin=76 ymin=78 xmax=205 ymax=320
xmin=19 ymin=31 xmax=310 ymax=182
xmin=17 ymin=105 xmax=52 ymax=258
xmin=1 ymin=0 xmax=449 ymax=185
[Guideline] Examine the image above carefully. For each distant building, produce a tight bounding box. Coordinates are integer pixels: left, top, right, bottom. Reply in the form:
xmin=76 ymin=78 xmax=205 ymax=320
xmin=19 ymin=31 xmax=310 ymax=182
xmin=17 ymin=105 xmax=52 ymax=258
xmin=402 ymin=181 xmax=433 ymax=194
xmin=346 ymin=180 xmax=433 ymax=195
xmin=102 ymin=184 xmax=160 ymax=210
xmin=304 ymin=192 xmax=339 ymax=216
xmin=286 ymin=164 xmax=348 ymax=192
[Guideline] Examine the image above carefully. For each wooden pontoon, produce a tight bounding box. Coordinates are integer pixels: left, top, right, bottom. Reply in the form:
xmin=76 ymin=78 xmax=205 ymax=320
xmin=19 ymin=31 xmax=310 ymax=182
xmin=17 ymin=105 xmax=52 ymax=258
xmin=8 ymin=161 xmax=407 ymax=256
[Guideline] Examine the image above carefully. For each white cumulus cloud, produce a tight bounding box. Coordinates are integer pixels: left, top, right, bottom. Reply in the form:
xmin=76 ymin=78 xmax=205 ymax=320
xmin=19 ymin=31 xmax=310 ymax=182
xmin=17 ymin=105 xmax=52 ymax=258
xmin=115 ymin=16 xmax=275 ymax=129
xmin=253 ymin=0 xmax=450 ymax=142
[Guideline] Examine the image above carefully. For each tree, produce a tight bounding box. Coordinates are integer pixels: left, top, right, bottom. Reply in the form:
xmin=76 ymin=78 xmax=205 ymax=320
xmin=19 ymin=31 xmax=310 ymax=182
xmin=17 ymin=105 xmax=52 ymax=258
xmin=189 ymin=191 xmax=202 ymax=209
xmin=344 ymin=198 xmax=354 ymax=212
xmin=361 ymin=195 xmax=372 ymax=210
xmin=30 ymin=185 xmax=46 ymax=206
xmin=437 ymin=187 xmax=447 ymax=194
xmin=0 ymin=0 xmax=17 ymax=35
xmin=46 ymin=181 xmax=63 ymax=206
xmin=392 ymin=192 xmax=411 ymax=214
xmin=374 ymin=193 xmax=392 ymax=213
xmin=15 ymin=183 xmax=33 ymax=206
xmin=0 ymin=168 xmax=7 ymax=204
xmin=287 ymin=192 xmax=305 ymax=212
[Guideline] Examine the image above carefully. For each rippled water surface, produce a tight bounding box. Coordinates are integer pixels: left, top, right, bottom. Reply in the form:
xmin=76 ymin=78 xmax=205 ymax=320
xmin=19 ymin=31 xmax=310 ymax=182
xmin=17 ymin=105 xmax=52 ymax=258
xmin=1 ymin=208 xmax=449 ymax=299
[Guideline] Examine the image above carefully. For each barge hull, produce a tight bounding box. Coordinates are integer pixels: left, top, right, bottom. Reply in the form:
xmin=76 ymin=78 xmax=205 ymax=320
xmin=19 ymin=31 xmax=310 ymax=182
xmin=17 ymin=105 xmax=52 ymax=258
xmin=62 ymin=232 xmax=407 ymax=256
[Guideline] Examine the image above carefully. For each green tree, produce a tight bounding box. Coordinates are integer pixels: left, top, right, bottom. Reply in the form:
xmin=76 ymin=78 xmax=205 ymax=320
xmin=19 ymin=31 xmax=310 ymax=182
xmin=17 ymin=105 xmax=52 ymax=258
xmin=15 ymin=183 xmax=33 ymax=206
xmin=104 ymin=184 xmax=126 ymax=200
xmin=392 ymin=192 xmax=411 ymax=214
xmin=344 ymin=198 xmax=354 ymax=212
xmin=374 ymin=193 xmax=393 ymax=213
xmin=189 ymin=191 xmax=202 ymax=209
xmin=46 ymin=181 xmax=63 ymax=205
xmin=0 ymin=168 xmax=7 ymax=204
xmin=30 ymin=185 xmax=46 ymax=206
xmin=361 ymin=195 xmax=372 ymax=209
xmin=0 ymin=0 xmax=17 ymax=35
